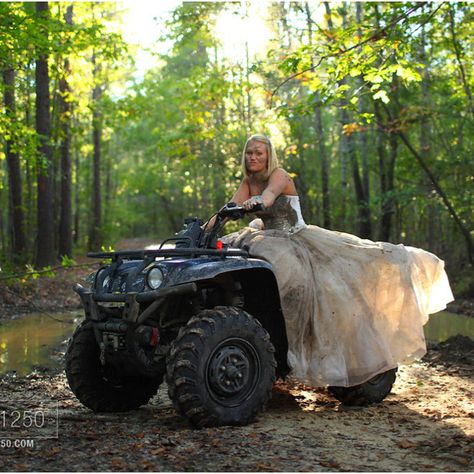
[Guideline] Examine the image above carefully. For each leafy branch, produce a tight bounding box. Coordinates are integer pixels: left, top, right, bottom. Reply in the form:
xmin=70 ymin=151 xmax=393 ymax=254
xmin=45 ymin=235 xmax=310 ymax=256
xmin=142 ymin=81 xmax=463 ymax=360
xmin=270 ymin=3 xmax=426 ymax=104
xmin=0 ymin=261 xmax=99 ymax=282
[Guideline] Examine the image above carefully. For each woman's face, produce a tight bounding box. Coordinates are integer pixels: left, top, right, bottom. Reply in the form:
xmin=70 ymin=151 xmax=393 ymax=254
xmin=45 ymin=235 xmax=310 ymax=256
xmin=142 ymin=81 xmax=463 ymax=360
xmin=245 ymin=140 xmax=268 ymax=174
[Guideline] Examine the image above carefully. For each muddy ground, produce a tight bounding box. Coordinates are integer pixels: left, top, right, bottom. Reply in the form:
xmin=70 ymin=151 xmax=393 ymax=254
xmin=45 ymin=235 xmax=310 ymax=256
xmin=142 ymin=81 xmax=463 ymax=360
xmin=0 ymin=337 xmax=473 ymax=472
xmin=1 ymin=240 xmax=473 ymax=472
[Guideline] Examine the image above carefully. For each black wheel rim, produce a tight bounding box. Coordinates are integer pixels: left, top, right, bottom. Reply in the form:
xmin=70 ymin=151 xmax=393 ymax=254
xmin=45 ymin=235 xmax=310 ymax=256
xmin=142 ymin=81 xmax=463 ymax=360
xmin=206 ymin=337 xmax=260 ymax=407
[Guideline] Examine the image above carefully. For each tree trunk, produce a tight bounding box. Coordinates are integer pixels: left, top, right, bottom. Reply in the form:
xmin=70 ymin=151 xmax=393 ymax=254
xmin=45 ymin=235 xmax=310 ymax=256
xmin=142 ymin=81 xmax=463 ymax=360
xmin=374 ymin=99 xmax=398 ymax=242
xmin=372 ymin=5 xmax=397 ymax=242
xmin=305 ymin=2 xmax=331 ymax=228
xmin=325 ymin=2 xmax=371 ymax=237
xmin=24 ymin=60 xmax=34 ymax=246
xmin=419 ymin=21 xmax=436 ymax=252
xmin=89 ymin=54 xmax=102 ymax=250
xmin=3 ymin=67 xmax=26 ymax=261
xmin=448 ymin=4 xmax=474 ymax=118
xmin=35 ymin=1 xmax=55 ymax=267
xmin=58 ymin=5 xmax=73 ymax=258
xmin=0 ymin=188 xmax=7 ymax=261
xmin=356 ymin=3 xmax=371 ymax=211
xmin=316 ymin=104 xmax=331 ymax=229
xmin=374 ymin=79 xmax=399 ymax=242
xmin=342 ymin=105 xmax=372 ymax=238
xmin=73 ymin=141 xmax=80 ymax=244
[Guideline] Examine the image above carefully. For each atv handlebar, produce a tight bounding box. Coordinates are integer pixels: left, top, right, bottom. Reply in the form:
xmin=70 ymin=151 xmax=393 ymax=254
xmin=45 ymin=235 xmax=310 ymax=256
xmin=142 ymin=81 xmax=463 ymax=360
xmin=216 ymin=201 xmax=263 ymax=220
xmin=201 ymin=201 xmax=262 ymax=249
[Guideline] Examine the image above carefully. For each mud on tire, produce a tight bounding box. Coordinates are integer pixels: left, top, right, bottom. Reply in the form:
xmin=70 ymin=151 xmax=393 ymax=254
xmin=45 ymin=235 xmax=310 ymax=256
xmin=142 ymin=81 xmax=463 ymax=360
xmin=328 ymin=368 xmax=397 ymax=406
xmin=166 ymin=306 xmax=276 ymax=428
xmin=65 ymin=322 xmax=162 ymax=412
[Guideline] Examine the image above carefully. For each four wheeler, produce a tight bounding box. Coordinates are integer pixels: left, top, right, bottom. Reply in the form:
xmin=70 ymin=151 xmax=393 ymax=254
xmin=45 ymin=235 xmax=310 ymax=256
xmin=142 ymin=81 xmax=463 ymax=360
xmin=66 ymin=202 xmax=396 ymax=427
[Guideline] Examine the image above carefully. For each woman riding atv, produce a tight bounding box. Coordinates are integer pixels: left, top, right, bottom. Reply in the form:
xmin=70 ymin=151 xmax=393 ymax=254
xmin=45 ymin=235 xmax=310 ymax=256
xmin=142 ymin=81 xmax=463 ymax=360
xmin=223 ymin=134 xmax=454 ymax=387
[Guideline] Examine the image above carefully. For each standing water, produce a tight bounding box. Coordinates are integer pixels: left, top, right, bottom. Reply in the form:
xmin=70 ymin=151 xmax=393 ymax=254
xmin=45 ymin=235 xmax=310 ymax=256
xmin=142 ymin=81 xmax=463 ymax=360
xmin=424 ymin=310 xmax=474 ymax=343
xmin=0 ymin=312 xmax=79 ymax=376
xmin=0 ymin=310 xmax=472 ymax=376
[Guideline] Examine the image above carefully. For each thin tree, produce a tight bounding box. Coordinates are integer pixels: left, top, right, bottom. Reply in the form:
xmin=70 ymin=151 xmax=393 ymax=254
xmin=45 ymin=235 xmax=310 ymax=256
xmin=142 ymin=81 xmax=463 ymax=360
xmin=58 ymin=4 xmax=73 ymax=258
xmin=304 ymin=2 xmax=331 ymax=229
xmin=89 ymin=51 xmax=102 ymax=250
xmin=325 ymin=2 xmax=371 ymax=237
xmin=35 ymin=1 xmax=55 ymax=267
xmin=3 ymin=66 xmax=26 ymax=261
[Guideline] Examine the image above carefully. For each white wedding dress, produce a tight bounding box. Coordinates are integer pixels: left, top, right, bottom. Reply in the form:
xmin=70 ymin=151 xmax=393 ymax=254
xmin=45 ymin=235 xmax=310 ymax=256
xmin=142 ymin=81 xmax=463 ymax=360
xmin=223 ymin=195 xmax=454 ymax=387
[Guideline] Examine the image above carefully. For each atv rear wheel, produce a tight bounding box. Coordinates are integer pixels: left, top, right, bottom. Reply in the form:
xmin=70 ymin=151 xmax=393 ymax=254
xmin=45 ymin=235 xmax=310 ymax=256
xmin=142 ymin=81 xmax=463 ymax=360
xmin=65 ymin=321 xmax=162 ymax=412
xmin=166 ymin=306 xmax=276 ymax=427
xmin=328 ymin=368 xmax=397 ymax=406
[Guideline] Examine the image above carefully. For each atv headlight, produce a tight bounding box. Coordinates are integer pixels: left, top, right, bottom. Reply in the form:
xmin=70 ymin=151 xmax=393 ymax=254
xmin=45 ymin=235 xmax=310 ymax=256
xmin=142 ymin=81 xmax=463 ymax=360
xmin=147 ymin=267 xmax=163 ymax=290
xmin=95 ymin=268 xmax=111 ymax=291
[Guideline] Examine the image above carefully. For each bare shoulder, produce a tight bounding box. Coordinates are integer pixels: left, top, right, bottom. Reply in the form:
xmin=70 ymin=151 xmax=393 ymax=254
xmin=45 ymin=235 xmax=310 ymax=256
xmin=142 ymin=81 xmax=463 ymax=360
xmin=267 ymin=168 xmax=297 ymax=195
xmin=269 ymin=168 xmax=293 ymax=183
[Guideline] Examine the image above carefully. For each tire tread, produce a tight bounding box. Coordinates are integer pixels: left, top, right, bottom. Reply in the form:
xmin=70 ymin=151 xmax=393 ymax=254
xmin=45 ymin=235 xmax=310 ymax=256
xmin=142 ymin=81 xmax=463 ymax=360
xmin=166 ymin=306 xmax=275 ymax=427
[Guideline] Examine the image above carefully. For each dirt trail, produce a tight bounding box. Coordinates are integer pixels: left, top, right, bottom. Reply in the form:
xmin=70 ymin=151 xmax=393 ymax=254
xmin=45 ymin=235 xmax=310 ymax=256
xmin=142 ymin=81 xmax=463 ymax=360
xmin=1 ymin=344 xmax=472 ymax=472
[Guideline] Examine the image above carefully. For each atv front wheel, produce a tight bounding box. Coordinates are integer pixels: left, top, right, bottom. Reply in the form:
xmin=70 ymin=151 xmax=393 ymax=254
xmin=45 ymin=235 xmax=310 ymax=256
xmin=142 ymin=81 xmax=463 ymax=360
xmin=328 ymin=368 xmax=397 ymax=406
xmin=65 ymin=322 xmax=163 ymax=412
xmin=167 ymin=306 xmax=276 ymax=427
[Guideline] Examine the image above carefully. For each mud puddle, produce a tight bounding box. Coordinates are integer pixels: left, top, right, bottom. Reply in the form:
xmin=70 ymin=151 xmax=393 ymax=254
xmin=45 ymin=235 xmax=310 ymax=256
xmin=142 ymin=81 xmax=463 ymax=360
xmin=0 ymin=312 xmax=80 ymax=375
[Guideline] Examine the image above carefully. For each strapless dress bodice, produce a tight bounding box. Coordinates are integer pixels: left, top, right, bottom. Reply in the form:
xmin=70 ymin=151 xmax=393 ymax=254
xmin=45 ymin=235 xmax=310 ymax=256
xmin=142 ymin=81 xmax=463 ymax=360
xmin=255 ymin=195 xmax=307 ymax=233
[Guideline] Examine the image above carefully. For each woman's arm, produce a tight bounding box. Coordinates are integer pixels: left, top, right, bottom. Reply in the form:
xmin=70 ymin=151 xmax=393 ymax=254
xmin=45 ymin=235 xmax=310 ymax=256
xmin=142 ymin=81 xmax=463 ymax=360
xmin=243 ymin=169 xmax=294 ymax=209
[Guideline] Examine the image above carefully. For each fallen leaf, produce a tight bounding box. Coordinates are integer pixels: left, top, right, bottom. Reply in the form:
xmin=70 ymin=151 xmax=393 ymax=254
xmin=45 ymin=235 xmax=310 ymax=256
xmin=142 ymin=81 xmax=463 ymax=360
xmin=255 ymin=462 xmax=273 ymax=471
xmin=398 ymin=438 xmax=417 ymax=449
xmin=320 ymin=459 xmax=340 ymax=468
xmin=110 ymin=458 xmax=125 ymax=467
xmin=150 ymin=447 xmax=167 ymax=456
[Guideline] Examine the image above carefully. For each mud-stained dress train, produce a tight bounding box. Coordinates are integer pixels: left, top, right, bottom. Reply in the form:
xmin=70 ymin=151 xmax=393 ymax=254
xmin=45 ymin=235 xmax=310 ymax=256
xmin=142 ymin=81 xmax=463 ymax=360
xmin=223 ymin=195 xmax=454 ymax=387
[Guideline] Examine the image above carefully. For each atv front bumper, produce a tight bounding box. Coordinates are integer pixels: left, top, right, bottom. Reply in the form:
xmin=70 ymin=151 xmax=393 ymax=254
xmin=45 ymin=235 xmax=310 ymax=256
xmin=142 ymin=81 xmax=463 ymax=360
xmin=73 ymin=282 xmax=197 ymax=324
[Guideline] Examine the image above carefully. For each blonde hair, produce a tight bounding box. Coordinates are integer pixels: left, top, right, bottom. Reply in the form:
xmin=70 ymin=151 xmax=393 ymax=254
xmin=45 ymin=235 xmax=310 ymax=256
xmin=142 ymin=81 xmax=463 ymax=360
xmin=241 ymin=134 xmax=279 ymax=179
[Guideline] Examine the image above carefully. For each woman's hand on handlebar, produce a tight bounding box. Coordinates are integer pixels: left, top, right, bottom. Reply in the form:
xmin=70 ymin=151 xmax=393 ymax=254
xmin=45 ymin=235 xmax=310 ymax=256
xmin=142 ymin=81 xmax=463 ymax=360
xmin=242 ymin=195 xmax=264 ymax=210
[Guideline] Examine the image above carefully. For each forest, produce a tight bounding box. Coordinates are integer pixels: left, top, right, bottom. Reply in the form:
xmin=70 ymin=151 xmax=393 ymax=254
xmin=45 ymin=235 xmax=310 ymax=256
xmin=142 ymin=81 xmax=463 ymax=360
xmin=0 ymin=1 xmax=472 ymax=295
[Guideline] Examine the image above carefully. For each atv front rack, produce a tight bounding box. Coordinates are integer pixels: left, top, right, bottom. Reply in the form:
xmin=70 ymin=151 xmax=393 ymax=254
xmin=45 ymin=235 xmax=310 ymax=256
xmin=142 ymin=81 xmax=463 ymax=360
xmin=87 ymin=247 xmax=249 ymax=261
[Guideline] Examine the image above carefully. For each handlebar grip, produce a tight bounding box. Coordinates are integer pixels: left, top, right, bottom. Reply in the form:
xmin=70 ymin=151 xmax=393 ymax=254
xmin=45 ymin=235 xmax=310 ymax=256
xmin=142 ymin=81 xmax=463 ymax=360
xmin=250 ymin=203 xmax=263 ymax=212
xmin=218 ymin=201 xmax=263 ymax=219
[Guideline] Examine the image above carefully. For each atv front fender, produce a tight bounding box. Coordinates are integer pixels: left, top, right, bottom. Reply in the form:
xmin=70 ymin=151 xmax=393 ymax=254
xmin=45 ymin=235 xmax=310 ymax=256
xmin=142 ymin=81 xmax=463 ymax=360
xmin=162 ymin=257 xmax=274 ymax=286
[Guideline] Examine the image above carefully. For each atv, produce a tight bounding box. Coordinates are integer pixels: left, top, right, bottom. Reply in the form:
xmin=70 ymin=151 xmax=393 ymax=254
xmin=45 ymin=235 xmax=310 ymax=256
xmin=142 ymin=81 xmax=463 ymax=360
xmin=66 ymin=202 xmax=396 ymax=427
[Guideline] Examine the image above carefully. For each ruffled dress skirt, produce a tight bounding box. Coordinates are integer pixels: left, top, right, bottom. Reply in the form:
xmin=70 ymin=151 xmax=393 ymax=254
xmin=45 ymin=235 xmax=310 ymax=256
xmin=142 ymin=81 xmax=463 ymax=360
xmin=224 ymin=225 xmax=454 ymax=387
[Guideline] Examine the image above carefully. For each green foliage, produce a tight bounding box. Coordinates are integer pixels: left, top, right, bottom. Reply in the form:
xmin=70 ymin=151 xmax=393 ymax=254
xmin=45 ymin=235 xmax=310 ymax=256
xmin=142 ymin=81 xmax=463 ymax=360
xmin=451 ymin=266 xmax=474 ymax=298
xmin=0 ymin=1 xmax=472 ymax=283
xmin=60 ymin=255 xmax=76 ymax=268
